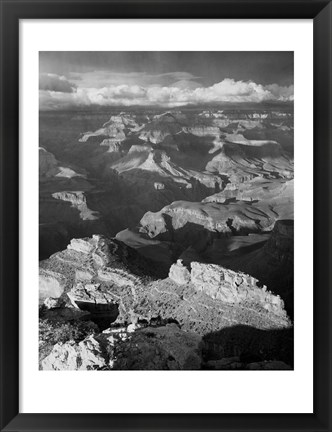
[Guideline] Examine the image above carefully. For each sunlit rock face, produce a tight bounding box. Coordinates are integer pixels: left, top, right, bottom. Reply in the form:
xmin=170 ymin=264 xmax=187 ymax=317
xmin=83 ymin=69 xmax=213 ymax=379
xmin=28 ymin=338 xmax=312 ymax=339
xmin=41 ymin=335 xmax=107 ymax=371
xmin=169 ymin=259 xmax=191 ymax=285
xmin=79 ymin=113 xmax=143 ymax=144
xmin=39 ymin=269 xmax=66 ymax=304
xmin=52 ymin=191 xmax=99 ymax=221
xmin=100 ymin=140 xmax=122 ymax=153
xmin=139 ymin=199 xmax=277 ymax=243
xmin=169 ymin=259 xmax=287 ymax=319
xmin=190 ymin=262 xmax=286 ymax=316
xmin=203 ymin=178 xmax=293 ymax=205
xmin=138 ymin=112 xmax=184 ymax=144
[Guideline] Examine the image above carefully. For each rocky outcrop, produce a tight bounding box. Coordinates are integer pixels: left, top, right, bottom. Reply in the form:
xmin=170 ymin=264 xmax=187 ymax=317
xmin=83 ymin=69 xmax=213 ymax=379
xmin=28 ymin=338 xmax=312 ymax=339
xmin=67 ymin=237 xmax=95 ymax=254
xmin=168 ymin=260 xmax=286 ymax=319
xmin=138 ymin=112 xmax=183 ymax=144
xmin=154 ymin=182 xmax=165 ymax=190
xmin=190 ymin=262 xmax=286 ymax=317
xmin=41 ymin=323 xmax=203 ymax=371
xmin=139 ymin=175 xmax=294 ymax=249
xmin=210 ymin=220 xmax=294 ymax=318
xmin=39 ymin=269 xmax=66 ymax=304
xmin=43 ymin=297 xmax=59 ymax=309
xmin=203 ymin=179 xmax=294 ymax=212
xmin=40 ymin=318 xmax=292 ymax=371
xmin=52 ymin=191 xmax=99 ymax=221
xmin=40 ymin=234 xmax=291 ymax=332
xmin=79 ymin=114 xmax=142 ymax=144
xmin=55 ymin=167 xmax=84 ymax=178
xmin=39 ymin=235 xmax=156 ymax=321
xmin=110 ymin=147 xmax=223 ymax=196
xmin=139 ymin=199 xmax=276 ymax=243
xmin=41 ymin=335 xmax=107 ymax=371
xmin=185 ymin=126 xmax=221 ymax=137
xmin=205 ymin=140 xmax=293 ymax=185
xmin=39 ymin=147 xmax=84 ymax=179
xmin=100 ymin=140 xmax=122 ymax=153
xmin=169 ymin=260 xmax=191 ymax=285
xmin=128 ymin=144 xmax=153 ymax=153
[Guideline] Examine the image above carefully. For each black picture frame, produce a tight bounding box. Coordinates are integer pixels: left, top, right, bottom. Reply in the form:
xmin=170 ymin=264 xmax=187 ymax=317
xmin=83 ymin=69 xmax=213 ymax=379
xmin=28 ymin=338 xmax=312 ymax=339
xmin=1 ymin=1 xmax=331 ymax=431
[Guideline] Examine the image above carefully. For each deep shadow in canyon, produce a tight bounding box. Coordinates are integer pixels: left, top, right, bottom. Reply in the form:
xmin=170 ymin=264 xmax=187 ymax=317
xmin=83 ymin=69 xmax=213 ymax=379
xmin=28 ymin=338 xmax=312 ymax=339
xmin=203 ymin=325 xmax=294 ymax=368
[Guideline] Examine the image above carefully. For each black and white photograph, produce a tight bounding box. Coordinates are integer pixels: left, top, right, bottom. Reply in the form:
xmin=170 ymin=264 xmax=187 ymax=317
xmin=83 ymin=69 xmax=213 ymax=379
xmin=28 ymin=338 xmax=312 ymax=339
xmin=38 ymin=51 xmax=294 ymax=371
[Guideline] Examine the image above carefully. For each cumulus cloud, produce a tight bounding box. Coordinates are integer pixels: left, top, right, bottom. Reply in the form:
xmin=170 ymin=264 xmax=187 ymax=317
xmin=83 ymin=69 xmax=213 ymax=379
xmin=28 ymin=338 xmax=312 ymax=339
xmin=39 ymin=73 xmax=77 ymax=93
xmin=265 ymin=84 xmax=294 ymax=101
xmin=39 ymin=78 xmax=294 ymax=110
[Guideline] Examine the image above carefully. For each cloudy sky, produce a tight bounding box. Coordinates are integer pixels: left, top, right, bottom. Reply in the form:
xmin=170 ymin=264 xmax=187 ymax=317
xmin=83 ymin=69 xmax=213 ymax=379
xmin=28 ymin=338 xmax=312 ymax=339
xmin=39 ymin=52 xmax=294 ymax=110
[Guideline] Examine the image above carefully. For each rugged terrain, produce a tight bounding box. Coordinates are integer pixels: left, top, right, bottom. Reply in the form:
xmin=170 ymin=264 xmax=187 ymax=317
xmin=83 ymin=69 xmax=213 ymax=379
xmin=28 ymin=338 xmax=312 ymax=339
xmin=39 ymin=108 xmax=293 ymax=258
xmin=39 ymin=106 xmax=294 ymax=370
xmin=39 ymin=234 xmax=292 ymax=370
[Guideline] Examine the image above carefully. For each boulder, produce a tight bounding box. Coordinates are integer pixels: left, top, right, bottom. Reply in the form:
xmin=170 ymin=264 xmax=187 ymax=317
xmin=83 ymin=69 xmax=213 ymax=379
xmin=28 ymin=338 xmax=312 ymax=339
xmin=67 ymin=238 xmax=94 ymax=254
xmin=67 ymin=283 xmax=114 ymax=307
xmin=154 ymin=182 xmax=165 ymax=190
xmin=41 ymin=336 xmax=106 ymax=371
xmin=75 ymin=269 xmax=94 ymax=282
xmin=169 ymin=260 xmax=191 ymax=285
xmin=39 ymin=270 xmax=65 ymax=304
xmin=43 ymin=297 xmax=59 ymax=309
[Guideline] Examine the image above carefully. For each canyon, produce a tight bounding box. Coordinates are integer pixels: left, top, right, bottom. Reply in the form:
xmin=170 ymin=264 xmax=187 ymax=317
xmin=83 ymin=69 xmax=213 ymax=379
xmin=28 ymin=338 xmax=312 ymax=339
xmin=39 ymin=106 xmax=294 ymax=370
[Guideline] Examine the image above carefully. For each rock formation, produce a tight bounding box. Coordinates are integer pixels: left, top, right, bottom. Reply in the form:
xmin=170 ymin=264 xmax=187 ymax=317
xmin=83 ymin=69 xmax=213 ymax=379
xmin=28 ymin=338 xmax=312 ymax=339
xmin=79 ymin=113 xmax=142 ymax=145
xmin=41 ymin=335 xmax=107 ymax=371
xmin=169 ymin=260 xmax=287 ymax=318
xmin=207 ymin=219 xmax=294 ymax=318
xmin=39 ymin=233 xmax=291 ymax=333
xmin=41 ymin=323 xmax=202 ymax=371
xmin=52 ymin=191 xmax=99 ymax=221
xmin=139 ymin=199 xmax=278 ymax=243
xmin=39 ymin=269 xmax=66 ymax=304
xmin=39 ymin=147 xmax=84 ymax=179
xmin=169 ymin=259 xmax=191 ymax=285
